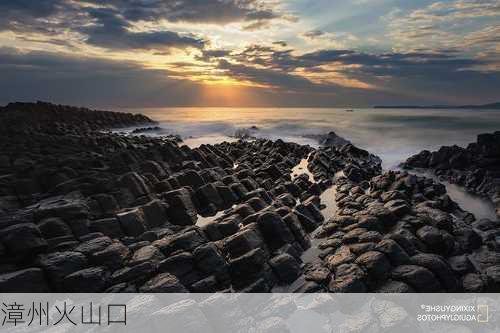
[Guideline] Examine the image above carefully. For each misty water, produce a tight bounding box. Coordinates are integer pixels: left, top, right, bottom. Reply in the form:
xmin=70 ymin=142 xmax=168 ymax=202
xmin=120 ymin=107 xmax=500 ymax=220
xmin=123 ymin=107 xmax=500 ymax=169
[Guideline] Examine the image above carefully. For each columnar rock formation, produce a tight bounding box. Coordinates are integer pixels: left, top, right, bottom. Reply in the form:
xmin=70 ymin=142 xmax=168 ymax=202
xmin=403 ymin=132 xmax=500 ymax=217
xmin=0 ymin=102 xmax=499 ymax=292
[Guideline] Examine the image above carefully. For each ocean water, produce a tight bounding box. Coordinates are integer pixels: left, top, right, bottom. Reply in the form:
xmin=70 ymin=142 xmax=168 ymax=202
xmin=119 ymin=107 xmax=499 ymax=221
xmin=122 ymin=107 xmax=500 ymax=169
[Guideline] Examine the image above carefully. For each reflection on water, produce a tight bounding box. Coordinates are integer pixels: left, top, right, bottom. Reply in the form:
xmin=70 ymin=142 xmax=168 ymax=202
xmin=121 ymin=107 xmax=499 ymax=221
xmin=406 ymin=169 xmax=497 ymax=221
xmin=291 ymin=154 xmax=315 ymax=183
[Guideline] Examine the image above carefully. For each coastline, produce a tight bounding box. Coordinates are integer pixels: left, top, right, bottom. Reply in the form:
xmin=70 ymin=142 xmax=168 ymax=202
xmin=0 ymin=102 xmax=499 ymax=293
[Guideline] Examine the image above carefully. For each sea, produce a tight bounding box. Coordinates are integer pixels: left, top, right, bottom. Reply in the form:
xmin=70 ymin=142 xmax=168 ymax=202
xmin=118 ymin=107 xmax=500 ymax=220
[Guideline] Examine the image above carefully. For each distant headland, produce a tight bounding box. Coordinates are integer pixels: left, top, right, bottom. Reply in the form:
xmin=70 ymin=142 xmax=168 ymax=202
xmin=373 ymin=102 xmax=500 ymax=109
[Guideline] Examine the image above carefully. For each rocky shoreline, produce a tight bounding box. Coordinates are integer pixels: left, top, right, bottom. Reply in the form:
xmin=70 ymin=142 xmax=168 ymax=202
xmin=0 ymin=102 xmax=499 ymax=293
xmin=403 ymin=132 xmax=500 ymax=217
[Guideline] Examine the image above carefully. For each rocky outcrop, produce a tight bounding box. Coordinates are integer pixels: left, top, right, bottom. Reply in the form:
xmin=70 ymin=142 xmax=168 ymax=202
xmin=0 ymin=101 xmax=154 ymax=134
xmin=0 ymin=103 xmax=325 ymax=292
xmin=1 ymin=102 xmax=498 ymax=293
xmin=306 ymin=169 xmax=500 ymax=292
xmin=403 ymin=131 xmax=500 ymax=217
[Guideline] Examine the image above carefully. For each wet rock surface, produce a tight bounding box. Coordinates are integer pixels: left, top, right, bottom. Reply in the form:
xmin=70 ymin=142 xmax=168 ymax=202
xmin=0 ymin=102 xmax=498 ymax=293
xmin=403 ymin=131 xmax=500 ymax=217
xmin=310 ymin=168 xmax=500 ymax=292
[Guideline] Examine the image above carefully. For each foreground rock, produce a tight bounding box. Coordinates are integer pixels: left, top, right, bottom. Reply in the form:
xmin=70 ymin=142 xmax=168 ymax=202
xmin=0 ymin=102 xmax=324 ymax=292
xmin=308 ymin=168 xmax=500 ymax=292
xmin=1 ymin=102 xmax=498 ymax=293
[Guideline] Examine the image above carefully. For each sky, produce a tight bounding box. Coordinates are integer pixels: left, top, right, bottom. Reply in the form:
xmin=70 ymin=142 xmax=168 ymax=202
xmin=0 ymin=0 xmax=499 ymax=108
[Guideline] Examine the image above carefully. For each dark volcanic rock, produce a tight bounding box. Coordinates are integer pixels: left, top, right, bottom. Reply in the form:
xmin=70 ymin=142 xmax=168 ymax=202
xmin=0 ymin=223 xmax=47 ymax=256
xmin=2 ymin=102 xmax=499 ymax=293
xmin=139 ymin=273 xmax=187 ymax=292
xmin=63 ymin=266 xmax=109 ymax=292
xmin=38 ymin=251 xmax=88 ymax=290
xmin=403 ymin=131 xmax=500 ymax=217
xmin=391 ymin=265 xmax=441 ymax=292
xmin=0 ymin=268 xmax=49 ymax=292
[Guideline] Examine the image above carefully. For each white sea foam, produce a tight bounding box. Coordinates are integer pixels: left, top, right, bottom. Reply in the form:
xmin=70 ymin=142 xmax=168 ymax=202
xmin=118 ymin=107 xmax=500 ymax=220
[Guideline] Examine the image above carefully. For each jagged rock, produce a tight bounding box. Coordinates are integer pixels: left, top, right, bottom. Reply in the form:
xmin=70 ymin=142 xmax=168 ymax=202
xmin=89 ymin=217 xmax=124 ymax=239
xmin=329 ymin=263 xmax=367 ymax=292
xmin=269 ymin=253 xmax=301 ymax=284
xmin=376 ymin=280 xmax=414 ymax=293
xmin=326 ymin=246 xmax=356 ymax=269
xmin=193 ymin=243 xmax=227 ymax=276
xmin=74 ymin=236 xmax=112 ymax=256
xmin=391 ymin=265 xmax=441 ymax=292
xmin=364 ymin=205 xmax=396 ymax=227
xmin=0 ymin=268 xmax=49 ymax=292
xmin=159 ymin=252 xmax=194 ymax=278
xmin=63 ymin=266 xmax=109 ymax=292
xmin=119 ymin=172 xmax=150 ymax=198
xmin=229 ymin=248 xmax=267 ymax=288
xmin=416 ymin=225 xmax=454 ymax=255
xmin=117 ymin=208 xmax=147 ymax=237
xmin=0 ymin=223 xmax=48 ymax=256
xmin=216 ymin=185 xmax=238 ymax=208
xmin=129 ymin=245 xmax=165 ymax=266
xmin=283 ymin=213 xmax=310 ymax=250
xmin=462 ymin=273 xmax=485 ymax=292
xmin=375 ymin=239 xmax=410 ymax=266
xmin=142 ymin=200 xmax=169 ymax=228
xmin=355 ymin=251 xmax=391 ymax=284
xmin=162 ymin=188 xmax=197 ymax=225
xmin=177 ymin=169 xmax=205 ymax=189
xmin=111 ymin=261 xmax=157 ymax=284
xmin=139 ymin=273 xmax=187 ymax=292
xmin=38 ymin=217 xmax=72 ymax=238
xmin=448 ymin=255 xmax=474 ymax=275
xmin=196 ymin=183 xmax=224 ymax=212
xmin=155 ymin=229 xmax=207 ymax=255
xmin=485 ymin=266 xmax=500 ymax=291
xmin=94 ymin=193 xmax=119 ymax=215
xmin=257 ymin=212 xmax=295 ymax=250
xmin=34 ymin=195 xmax=89 ymax=220
xmin=190 ymin=275 xmax=220 ymax=292
xmin=89 ymin=242 xmax=129 ymax=269
xmin=223 ymin=227 xmax=265 ymax=259
xmin=384 ymin=199 xmax=410 ymax=217
xmin=409 ymin=253 xmax=458 ymax=291
xmin=38 ymin=251 xmax=87 ymax=290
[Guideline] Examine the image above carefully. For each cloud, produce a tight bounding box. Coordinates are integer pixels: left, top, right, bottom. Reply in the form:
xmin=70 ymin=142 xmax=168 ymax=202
xmin=0 ymin=47 xmax=206 ymax=107
xmin=82 ymin=0 xmax=288 ymax=26
xmin=272 ymin=41 xmax=288 ymax=47
xmin=217 ymin=58 xmax=318 ymax=90
xmin=212 ymin=42 xmax=500 ymax=104
xmin=0 ymin=0 xmax=290 ymax=54
xmin=80 ymin=8 xmax=205 ymax=51
xmin=387 ymin=0 xmax=500 ymax=51
xmin=195 ymin=49 xmax=232 ymax=62
xmin=302 ymin=29 xmax=325 ymax=39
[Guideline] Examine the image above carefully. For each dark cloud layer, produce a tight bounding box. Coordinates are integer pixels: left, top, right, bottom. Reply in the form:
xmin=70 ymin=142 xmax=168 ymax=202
xmin=0 ymin=47 xmax=204 ymax=107
xmin=0 ymin=47 xmax=444 ymax=108
xmin=81 ymin=7 xmax=205 ymax=50
xmin=89 ymin=0 xmax=284 ymax=25
xmin=0 ymin=0 xmax=284 ymax=52
xmin=213 ymin=43 xmax=500 ymax=104
xmin=0 ymin=0 xmax=285 ymax=33
xmin=1 ymin=0 xmax=499 ymax=106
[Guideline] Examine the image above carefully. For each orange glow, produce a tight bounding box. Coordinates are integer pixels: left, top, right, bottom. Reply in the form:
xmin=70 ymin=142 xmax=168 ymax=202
xmin=193 ymin=83 xmax=272 ymax=107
